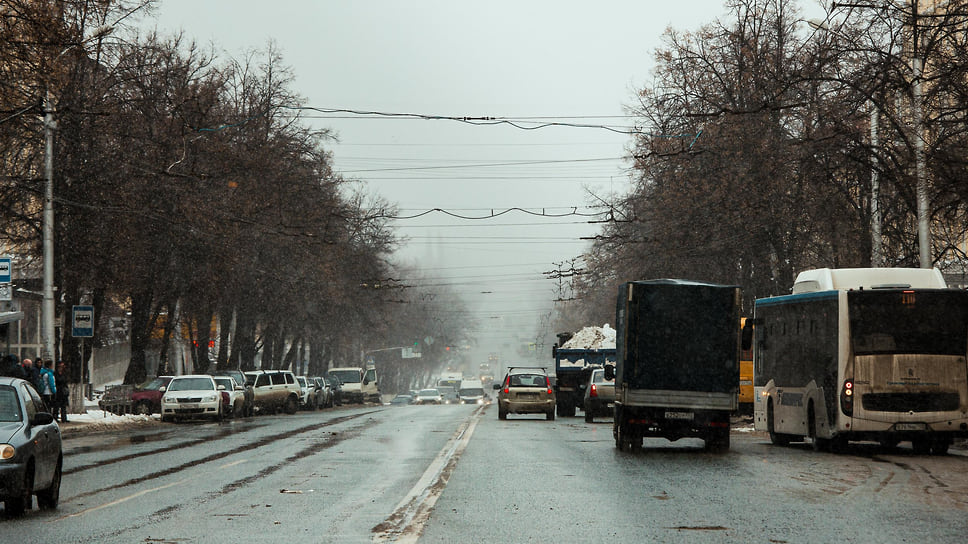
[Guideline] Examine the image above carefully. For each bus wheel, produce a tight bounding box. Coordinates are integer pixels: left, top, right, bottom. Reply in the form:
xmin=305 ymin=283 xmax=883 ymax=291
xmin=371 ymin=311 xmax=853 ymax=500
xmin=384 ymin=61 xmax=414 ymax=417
xmin=768 ymin=400 xmax=790 ymax=446
xmin=931 ymin=437 xmax=951 ymax=456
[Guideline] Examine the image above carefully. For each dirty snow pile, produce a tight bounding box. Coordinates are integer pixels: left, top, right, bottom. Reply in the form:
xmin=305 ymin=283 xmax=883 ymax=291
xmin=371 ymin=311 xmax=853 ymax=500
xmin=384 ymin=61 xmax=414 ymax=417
xmin=561 ymin=324 xmax=616 ymax=350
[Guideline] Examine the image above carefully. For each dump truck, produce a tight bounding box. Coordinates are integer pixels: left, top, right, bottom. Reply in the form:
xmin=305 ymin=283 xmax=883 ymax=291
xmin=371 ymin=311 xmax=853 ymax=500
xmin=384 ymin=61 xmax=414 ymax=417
xmin=553 ymin=325 xmax=616 ymax=417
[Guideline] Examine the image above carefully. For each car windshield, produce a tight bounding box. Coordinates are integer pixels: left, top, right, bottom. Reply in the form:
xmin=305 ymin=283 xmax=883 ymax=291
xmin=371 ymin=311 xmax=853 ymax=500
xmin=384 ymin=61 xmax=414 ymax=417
xmin=460 ymin=388 xmax=484 ymax=396
xmin=140 ymin=377 xmax=169 ymax=391
xmin=509 ymin=374 xmax=546 ymax=387
xmin=0 ymin=386 xmax=22 ymax=422
xmin=297 ymin=377 xmax=307 ymax=387
xmin=168 ymin=378 xmax=214 ymax=391
xmin=330 ymin=370 xmax=361 ymax=384
xmin=418 ymin=389 xmax=439 ymax=396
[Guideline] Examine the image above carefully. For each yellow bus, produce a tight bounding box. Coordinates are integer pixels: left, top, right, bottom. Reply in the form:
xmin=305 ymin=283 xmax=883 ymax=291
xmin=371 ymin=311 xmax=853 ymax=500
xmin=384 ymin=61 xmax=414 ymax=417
xmin=739 ymin=317 xmax=754 ymax=414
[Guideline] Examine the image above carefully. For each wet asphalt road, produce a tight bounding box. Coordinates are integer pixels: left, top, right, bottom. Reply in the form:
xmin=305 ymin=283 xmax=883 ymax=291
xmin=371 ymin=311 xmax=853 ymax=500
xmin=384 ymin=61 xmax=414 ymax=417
xmin=3 ymin=404 xmax=968 ymax=543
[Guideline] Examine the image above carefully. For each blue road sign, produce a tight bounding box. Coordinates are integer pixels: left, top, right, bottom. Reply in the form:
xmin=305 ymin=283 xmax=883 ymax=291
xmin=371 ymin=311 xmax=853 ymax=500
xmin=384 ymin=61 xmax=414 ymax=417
xmin=0 ymin=257 xmax=10 ymax=283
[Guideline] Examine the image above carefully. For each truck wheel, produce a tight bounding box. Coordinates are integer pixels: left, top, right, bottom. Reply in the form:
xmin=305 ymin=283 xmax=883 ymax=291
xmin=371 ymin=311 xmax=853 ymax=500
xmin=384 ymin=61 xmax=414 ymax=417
xmin=705 ymin=429 xmax=730 ymax=453
xmin=931 ymin=437 xmax=951 ymax=455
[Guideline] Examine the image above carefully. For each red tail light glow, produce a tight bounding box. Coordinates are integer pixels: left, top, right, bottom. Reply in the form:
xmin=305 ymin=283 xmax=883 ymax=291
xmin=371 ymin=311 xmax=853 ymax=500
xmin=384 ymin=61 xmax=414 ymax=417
xmin=504 ymin=376 xmax=510 ymax=395
xmin=590 ymin=383 xmax=598 ymax=398
xmin=545 ymin=376 xmax=553 ymax=395
xmin=840 ymin=378 xmax=854 ymax=416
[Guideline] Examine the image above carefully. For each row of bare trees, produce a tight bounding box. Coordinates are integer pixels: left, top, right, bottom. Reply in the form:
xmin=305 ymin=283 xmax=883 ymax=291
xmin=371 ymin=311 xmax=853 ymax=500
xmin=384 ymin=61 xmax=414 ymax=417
xmin=1 ymin=0 xmax=465 ymax=389
xmin=555 ymin=0 xmax=968 ymax=328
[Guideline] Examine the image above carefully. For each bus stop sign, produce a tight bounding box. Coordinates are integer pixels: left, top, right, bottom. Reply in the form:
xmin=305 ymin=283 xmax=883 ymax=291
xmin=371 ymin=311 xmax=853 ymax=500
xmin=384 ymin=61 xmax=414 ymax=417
xmin=72 ymin=305 xmax=94 ymax=338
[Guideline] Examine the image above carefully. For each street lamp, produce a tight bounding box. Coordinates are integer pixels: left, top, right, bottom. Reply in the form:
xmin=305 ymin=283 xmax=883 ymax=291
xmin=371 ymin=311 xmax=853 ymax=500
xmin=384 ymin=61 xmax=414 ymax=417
xmin=41 ymin=25 xmax=113 ymax=360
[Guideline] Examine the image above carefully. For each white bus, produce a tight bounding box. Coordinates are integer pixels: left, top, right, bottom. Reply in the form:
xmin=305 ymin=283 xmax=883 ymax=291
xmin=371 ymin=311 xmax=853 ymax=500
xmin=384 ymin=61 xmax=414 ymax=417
xmin=752 ymin=268 xmax=968 ymax=454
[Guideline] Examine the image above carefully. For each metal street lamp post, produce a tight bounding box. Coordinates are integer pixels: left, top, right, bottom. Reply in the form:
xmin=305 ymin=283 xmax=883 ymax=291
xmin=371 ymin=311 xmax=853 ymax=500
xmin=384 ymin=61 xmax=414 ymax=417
xmin=41 ymin=25 xmax=113 ymax=360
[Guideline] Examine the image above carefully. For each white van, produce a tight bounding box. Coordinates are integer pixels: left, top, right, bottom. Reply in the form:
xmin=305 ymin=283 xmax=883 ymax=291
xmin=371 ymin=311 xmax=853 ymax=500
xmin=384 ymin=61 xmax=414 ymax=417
xmin=458 ymin=379 xmax=487 ymax=405
xmin=328 ymin=366 xmax=381 ymax=403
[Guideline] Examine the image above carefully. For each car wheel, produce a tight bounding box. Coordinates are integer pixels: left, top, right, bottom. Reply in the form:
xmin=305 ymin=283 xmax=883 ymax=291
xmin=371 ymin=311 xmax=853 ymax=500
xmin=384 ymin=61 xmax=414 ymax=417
xmin=5 ymin=464 xmax=33 ymax=516
xmin=498 ymin=406 xmax=507 ymax=420
xmin=547 ymin=409 xmax=555 ymax=421
xmin=161 ymin=415 xmax=172 ymax=423
xmin=585 ymin=409 xmax=593 ymax=423
xmin=284 ymin=395 xmax=298 ymax=414
xmin=37 ymin=457 xmax=61 ymax=509
xmin=133 ymin=401 xmax=152 ymax=416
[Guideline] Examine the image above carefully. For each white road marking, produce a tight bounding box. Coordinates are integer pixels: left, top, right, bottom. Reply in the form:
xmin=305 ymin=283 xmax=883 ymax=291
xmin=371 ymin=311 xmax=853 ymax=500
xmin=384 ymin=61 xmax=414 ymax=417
xmin=372 ymin=406 xmax=483 ymax=543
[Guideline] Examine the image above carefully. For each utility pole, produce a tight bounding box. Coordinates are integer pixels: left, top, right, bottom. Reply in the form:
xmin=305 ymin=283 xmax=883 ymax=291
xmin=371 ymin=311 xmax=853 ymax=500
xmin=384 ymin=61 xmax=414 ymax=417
xmin=43 ymin=91 xmax=55 ymax=360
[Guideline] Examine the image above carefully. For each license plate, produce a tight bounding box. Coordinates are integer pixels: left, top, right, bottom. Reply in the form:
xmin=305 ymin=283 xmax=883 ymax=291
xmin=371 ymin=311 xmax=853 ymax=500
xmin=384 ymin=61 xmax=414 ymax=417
xmin=894 ymin=423 xmax=926 ymax=431
xmin=665 ymin=411 xmax=694 ymax=420
xmin=179 ymin=403 xmax=198 ymax=410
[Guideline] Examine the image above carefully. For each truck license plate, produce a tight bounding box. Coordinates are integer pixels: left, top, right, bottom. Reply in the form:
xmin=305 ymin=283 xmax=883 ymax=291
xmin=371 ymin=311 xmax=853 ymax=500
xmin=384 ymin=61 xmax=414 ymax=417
xmin=665 ymin=411 xmax=694 ymax=420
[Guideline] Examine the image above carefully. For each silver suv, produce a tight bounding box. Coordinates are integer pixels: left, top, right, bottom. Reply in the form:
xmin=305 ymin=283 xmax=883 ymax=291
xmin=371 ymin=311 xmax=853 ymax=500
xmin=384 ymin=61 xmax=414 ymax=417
xmin=244 ymin=370 xmax=301 ymax=414
xmin=493 ymin=367 xmax=556 ymax=420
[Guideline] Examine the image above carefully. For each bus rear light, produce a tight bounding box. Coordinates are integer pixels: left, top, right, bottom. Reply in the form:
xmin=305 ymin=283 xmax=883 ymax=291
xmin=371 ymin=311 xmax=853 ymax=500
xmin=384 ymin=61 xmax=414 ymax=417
xmin=840 ymin=379 xmax=854 ymax=416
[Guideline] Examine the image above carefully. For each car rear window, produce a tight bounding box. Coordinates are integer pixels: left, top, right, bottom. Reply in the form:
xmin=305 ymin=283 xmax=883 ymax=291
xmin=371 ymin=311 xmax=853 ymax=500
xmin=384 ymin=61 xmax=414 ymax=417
xmin=509 ymin=374 xmax=546 ymax=387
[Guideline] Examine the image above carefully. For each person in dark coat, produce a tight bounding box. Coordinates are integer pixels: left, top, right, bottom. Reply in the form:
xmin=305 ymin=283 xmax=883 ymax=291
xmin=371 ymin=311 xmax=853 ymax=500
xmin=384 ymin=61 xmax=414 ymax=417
xmin=0 ymin=354 xmax=25 ymax=378
xmin=54 ymin=361 xmax=70 ymax=422
xmin=21 ymin=358 xmax=39 ymax=389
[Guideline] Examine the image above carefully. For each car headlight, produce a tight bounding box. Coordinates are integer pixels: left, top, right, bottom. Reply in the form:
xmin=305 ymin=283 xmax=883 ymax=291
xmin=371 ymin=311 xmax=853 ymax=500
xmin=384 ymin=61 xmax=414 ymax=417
xmin=163 ymin=396 xmax=172 ymax=404
xmin=0 ymin=443 xmax=15 ymax=460
xmin=204 ymin=395 xmax=218 ymax=402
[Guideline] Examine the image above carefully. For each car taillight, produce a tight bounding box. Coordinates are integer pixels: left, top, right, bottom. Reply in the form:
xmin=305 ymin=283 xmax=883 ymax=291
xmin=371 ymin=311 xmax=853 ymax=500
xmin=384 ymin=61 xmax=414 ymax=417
xmin=504 ymin=376 xmax=510 ymax=394
xmin=590 ymin=383 xmax=598 ymax=398
xmin=840 ymin=378 xmax=853 ymax=416
xmin=545 ymin=377 xmax=553 ymax=395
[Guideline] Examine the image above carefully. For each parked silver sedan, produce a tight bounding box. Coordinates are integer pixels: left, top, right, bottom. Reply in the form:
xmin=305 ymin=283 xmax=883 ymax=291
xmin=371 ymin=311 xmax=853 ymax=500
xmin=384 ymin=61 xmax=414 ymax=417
xmin=0 ymin=377 xmax=62 ymax=515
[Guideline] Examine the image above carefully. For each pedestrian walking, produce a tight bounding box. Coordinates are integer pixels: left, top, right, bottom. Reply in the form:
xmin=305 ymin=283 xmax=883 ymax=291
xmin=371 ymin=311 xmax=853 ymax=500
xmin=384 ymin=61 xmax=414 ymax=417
xmin=54 ymin=361 xmax=70 ymax=422
xmin=38 ymin=359 xmax=57 ymax=410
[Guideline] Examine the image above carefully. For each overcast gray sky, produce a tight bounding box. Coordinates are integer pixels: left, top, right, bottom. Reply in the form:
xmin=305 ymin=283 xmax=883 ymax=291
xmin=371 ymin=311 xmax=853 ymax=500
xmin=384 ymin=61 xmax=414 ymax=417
xmin=144 ymin=0 xmax=810 ymax=349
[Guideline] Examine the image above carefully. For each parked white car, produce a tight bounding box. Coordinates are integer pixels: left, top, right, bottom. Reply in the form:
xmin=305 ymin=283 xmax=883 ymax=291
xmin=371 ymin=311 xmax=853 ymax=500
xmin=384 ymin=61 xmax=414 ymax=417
xmin=160 ymin=375 xmax=223 ymax=422
xmin=212 ymin=375 xmax=246 ymax=417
